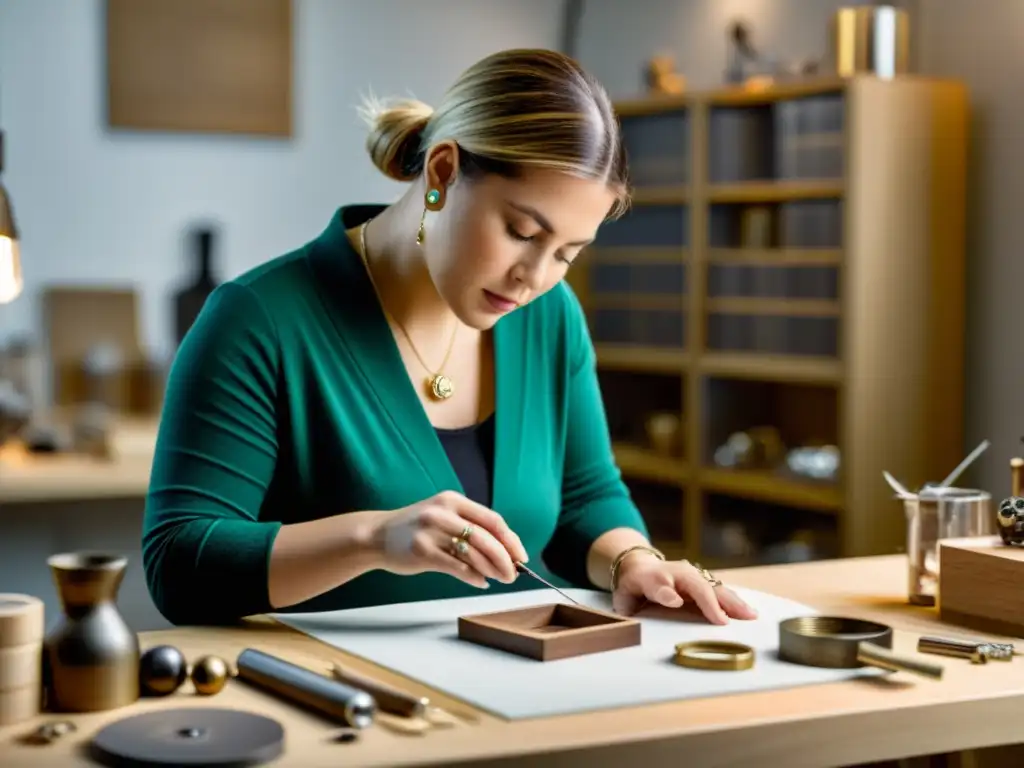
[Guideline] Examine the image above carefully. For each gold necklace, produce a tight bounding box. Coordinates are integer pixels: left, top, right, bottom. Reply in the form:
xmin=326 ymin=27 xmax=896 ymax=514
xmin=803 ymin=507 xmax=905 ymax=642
xmin=358 ymin=221 xmax=458 ymax=401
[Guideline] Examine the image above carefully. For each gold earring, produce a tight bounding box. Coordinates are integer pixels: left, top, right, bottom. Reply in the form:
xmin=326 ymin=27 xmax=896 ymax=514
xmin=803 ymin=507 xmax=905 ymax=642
xmin=417 ymin=187 xmax=445 ymax=246
xmin=416 ymin=208 xmax=427 ymax=246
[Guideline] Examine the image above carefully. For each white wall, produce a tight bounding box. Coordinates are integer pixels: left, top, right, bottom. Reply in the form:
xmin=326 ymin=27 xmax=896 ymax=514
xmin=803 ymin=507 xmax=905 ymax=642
xmin=916 ymin=0 xmax=1024 ymax=496
xmin=0 ymin=0 xmax=565 ymax=362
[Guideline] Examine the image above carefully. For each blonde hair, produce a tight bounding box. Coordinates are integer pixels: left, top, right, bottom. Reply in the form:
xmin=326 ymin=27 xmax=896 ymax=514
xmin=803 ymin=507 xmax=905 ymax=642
xmin=360 ymin=49 xmax=629 ymax=217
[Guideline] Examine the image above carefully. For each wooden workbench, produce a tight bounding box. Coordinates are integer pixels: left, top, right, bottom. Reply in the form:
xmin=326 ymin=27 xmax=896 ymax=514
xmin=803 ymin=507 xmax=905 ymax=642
xmin=1 ymin=556 xmax=1021 ymax=767
xmin=0 ymin=420 xmax=155 ymax=503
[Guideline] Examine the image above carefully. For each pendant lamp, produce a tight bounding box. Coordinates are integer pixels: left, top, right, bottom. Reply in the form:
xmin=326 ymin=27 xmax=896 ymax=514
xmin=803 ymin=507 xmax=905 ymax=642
xmin=0 ymin=129 xmax=22 ymax=305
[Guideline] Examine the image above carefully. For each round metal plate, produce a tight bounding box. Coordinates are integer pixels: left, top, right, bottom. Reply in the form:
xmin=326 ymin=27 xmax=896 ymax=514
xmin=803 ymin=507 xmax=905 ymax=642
xmin=90 ymin=707 xmax=284 ymax=767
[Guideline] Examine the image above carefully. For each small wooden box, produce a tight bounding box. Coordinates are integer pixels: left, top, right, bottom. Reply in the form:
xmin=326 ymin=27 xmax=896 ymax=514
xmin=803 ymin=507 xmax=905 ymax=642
xmin=458 ymin=603 xmax=641 ymax=661
xmin=939 ymin=536 xmax=1024 ymax=637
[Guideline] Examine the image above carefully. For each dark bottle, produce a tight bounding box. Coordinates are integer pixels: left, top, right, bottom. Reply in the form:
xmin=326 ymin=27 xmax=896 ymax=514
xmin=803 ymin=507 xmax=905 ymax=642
xmin=174 ymin=226 xmax=221 ymax=347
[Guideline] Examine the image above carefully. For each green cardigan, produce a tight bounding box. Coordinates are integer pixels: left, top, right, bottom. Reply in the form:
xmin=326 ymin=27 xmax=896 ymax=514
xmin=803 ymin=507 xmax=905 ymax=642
xmin=142 ymin=205 xmax=648 ymax=625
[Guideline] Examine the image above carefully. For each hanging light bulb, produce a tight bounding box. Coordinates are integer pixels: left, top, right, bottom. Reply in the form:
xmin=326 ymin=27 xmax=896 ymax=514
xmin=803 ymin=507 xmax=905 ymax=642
xmin=0 ymin=130 xmax=21 ymax=305
xmin=0 ymin=193 xmax=20 ymax=304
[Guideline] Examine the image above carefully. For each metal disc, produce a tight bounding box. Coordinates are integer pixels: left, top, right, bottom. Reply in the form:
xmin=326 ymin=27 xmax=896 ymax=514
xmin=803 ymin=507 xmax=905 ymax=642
xmin=89 ymin=707 xmax=284 ymax=767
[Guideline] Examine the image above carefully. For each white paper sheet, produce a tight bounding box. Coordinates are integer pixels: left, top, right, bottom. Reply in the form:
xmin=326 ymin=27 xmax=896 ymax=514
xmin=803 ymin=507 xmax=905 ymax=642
xmin=272 ymin=587 xmax=882 ymax=720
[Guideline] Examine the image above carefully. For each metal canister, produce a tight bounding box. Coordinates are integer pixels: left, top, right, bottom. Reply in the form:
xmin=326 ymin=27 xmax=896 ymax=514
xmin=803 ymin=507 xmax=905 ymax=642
xmin=831 ymin=5 xmax=911 ymax=79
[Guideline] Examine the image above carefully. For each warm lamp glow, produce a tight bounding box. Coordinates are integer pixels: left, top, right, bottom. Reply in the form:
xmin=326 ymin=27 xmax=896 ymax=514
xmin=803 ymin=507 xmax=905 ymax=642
xmin=0 ymin=128 xmax=20 ymax=305
xmin=0 ymin=234 xmax=22 ymax=304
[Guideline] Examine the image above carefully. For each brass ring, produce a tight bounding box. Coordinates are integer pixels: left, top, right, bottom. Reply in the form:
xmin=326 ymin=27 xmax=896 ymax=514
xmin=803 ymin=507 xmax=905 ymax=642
xmin=673 ymin=641 xmax=755 ymax=671
xmin=450 ymin=537 xmax=471 ymax=558
xmin=693 ymin=561 xmax=723 ymax=588
xmin=458 ymin=525 xmax=474 ymax=542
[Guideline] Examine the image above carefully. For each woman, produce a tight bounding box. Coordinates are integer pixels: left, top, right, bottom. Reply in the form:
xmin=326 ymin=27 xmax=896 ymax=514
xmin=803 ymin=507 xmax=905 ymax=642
xmin=142 ymin=48 xmax=758 ymax=627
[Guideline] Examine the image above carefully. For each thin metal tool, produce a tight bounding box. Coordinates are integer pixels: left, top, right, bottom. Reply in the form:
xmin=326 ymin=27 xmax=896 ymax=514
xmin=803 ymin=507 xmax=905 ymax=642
xmin=938 ymin=439 xmax=990 ymax=488
xmin=330 ymin=664 xmax=428 ymax=719
xmin=883 ymin=470 xmax=914 ymax=499
xmin=918 ymin=635 xmax=1015 ymax=664
xmin=330 ymin=664 xmax=460 ymax=727
xmin=514 ymin=562 xmax=581 ymax=606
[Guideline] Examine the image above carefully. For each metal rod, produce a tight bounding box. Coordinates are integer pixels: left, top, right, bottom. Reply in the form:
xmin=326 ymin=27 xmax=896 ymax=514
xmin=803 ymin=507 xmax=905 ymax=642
xmin=514 ymin=562 xmax=581 ymax=606
xmin=856 ymin=642 xmax=944 ymax=679
xmin=939 ymin=439 xmax=990 ymax=488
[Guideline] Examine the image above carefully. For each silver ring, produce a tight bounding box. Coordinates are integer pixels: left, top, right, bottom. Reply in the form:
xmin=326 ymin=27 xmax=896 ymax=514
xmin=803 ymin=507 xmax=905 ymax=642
xmin=451 ymin=537 xmax=471 ymax=558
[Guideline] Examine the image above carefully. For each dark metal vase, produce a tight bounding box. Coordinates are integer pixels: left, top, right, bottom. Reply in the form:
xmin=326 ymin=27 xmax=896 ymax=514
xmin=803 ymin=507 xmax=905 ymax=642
xmin=43 ymin=553 xmax=140 ymax=712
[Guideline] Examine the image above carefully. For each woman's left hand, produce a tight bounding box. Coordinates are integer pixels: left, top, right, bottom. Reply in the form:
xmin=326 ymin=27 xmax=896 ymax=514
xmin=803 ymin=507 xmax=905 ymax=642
xmin=612 ymin=555 xmax=758 ymax=625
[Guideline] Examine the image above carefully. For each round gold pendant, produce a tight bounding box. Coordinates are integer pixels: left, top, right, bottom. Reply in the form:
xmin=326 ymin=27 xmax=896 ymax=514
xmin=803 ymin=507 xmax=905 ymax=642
xmin=428 ymin=374 xmax=454 ymax=400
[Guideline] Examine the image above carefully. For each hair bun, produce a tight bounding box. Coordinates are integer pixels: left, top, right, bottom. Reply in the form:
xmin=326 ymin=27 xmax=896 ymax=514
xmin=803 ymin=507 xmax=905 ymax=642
xmin=360 ymin=97 xmax=434 ymax=181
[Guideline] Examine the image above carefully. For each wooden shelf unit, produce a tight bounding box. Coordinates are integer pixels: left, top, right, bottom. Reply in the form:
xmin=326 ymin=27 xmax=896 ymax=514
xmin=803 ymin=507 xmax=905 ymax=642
xmin=569 ymin=75 xmax=968 ymax=564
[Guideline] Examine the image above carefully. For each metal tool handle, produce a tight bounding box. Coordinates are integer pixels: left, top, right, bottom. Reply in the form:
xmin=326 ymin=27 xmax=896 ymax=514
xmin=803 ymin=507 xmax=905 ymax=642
xmin=919 ymin=635 xmax=1015 ymax=662
xmin=856 ymin=642 xmax=944 ymax=680
xmin=237 ymin=648 xmax=377 ymax=728
xmin=331 ymin=664 xmax=427 ymax=718
xmin=918 ymin=642 xmax=985 ymax=664
xmin=919 ymin=634 xmax=978 ymax=652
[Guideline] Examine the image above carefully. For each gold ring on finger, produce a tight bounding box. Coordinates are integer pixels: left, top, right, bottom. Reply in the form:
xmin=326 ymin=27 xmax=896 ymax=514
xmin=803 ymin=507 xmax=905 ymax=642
xmin=450 ymin=537 xmax=471 ymax=558
xmin=693 ymin=562 xmax=723 ymax=588
xmin=458 ymin=525 xmax=474 ymax=542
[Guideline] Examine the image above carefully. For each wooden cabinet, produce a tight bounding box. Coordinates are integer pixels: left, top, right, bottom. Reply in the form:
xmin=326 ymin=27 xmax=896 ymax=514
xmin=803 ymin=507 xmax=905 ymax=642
xmin=568 ymin=76 xmax=968 ymax=565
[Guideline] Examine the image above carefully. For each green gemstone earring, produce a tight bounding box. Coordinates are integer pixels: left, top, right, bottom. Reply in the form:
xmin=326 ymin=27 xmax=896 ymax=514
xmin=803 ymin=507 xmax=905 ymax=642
xmin=425 ymin=188 xmax=441 ymax=206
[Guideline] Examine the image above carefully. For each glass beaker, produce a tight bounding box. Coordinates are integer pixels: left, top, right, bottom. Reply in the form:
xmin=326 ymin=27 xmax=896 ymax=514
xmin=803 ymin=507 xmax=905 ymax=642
xmin=904 ymin=487 xmax=994 ymax=606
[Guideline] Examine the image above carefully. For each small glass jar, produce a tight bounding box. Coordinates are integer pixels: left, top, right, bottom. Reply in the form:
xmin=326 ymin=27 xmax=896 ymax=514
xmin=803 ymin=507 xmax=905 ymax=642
xmin=904 ymin=487 xmax=994 ymax=606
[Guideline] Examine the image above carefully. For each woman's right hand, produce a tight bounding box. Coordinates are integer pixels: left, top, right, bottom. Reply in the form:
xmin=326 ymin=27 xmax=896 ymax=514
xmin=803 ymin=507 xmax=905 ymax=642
xmin=368 ymin=491 xmax=528 ymax=589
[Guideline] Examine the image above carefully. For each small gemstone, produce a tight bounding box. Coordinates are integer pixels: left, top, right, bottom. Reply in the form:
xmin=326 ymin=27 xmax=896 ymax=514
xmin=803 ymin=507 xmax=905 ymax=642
xmin=426 ymin=189 xmax=440 ymax=205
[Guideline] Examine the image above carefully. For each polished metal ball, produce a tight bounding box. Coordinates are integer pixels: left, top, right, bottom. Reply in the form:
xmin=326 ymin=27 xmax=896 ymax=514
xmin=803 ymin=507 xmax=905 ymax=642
xmin=998 ymin=496 xmax=1024 ymax=545
xmin=139 ymin=645 xmax=188 ymax=697
xmin=190 ymin=654 xmax=231 ymax=696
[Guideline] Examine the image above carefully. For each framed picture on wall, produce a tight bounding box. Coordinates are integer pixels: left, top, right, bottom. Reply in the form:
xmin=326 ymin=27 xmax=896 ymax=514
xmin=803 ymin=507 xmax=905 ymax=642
xmin=105 ymin=0 xmax=293 ymax=137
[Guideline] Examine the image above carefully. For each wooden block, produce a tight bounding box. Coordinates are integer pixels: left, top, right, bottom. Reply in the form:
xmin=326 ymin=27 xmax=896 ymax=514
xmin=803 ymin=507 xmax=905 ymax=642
xmin=939 ymin=536 xmax=1024 ymax=637
xmin=458 ymin=603 xmax=641 ymax=661
xmin=0 ymin=685 xmax=40 ymax=727
xmin=0 ymin=594 xmax=44 ymax=648
xmin=0 ymin=642 xmax=42 ymax=692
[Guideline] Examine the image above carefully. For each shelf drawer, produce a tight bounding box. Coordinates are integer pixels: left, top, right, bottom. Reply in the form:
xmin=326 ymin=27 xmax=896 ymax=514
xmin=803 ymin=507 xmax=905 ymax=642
xmin=620 ymin=110 xmax=690 ymax=187
xmin=707 ymin=264 xmax=837 ymax=300
xmin=592 ymin=262 xmax=686 ymax=296
xmin=705 ymin=314 xmax=839 ymax=357
xmin=592 ymin=308 xmax=686 ymax=348
xmin=595 ymin=204 xmax=689 ymax=248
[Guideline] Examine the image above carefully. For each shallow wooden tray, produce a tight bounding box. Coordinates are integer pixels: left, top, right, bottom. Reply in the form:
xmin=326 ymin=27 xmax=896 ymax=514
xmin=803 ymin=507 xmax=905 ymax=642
xmin=457 ymin=603 xmax=641 ymax=661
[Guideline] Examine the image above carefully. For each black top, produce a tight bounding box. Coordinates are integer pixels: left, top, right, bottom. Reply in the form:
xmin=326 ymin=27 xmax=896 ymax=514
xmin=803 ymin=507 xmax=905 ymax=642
xmin=435 ymin=414 xmax=496 ymax=507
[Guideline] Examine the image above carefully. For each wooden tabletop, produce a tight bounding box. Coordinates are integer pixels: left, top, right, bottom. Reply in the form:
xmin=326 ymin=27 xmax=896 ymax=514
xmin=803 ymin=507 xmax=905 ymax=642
xmin=0 ymin=420 xmax=155 ymax=503
xmin=2 ymin=555 xmax=1022 ymax=767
